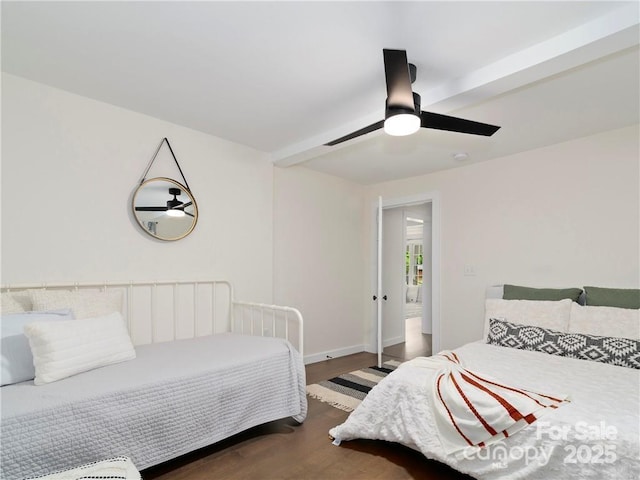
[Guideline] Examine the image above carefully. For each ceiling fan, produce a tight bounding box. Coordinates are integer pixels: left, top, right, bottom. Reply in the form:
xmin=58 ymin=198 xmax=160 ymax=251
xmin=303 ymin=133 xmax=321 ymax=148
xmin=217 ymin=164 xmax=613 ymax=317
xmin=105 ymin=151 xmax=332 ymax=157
xmin=325 ymin=49 xmax=501 ymax=146
xmin=135 ymin=187 xmax=194 ymax=218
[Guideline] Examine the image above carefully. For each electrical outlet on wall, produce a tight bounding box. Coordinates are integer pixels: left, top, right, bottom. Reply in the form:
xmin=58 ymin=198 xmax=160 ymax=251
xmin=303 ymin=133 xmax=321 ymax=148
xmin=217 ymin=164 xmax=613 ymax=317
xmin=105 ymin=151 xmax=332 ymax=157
xmin=463 ymin=265 xmax=476 ymax=276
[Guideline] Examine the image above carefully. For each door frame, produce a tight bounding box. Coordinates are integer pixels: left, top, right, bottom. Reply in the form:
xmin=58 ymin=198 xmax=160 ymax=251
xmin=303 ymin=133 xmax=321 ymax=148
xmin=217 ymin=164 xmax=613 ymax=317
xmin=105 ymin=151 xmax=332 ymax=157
xmin=371 ymin=192 xmax=441 ymax=356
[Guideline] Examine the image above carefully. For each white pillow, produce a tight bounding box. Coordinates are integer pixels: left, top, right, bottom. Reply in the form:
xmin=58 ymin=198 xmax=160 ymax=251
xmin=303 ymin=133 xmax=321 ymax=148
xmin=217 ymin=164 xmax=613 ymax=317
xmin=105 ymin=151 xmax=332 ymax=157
xmin=29 ymin=289 xmax=122 ymax=320
xmin=24 ymin=311 xmax=136 ymax=385
xmin=569 ymin=303 xmax=640 ymax=340
xmin=483 ymin=298 xmax=573 ymax=341
xmin=1 ymin=291 xmax=33 ymax=314
xmin=1 ymin=310 xmax=74 ymax=386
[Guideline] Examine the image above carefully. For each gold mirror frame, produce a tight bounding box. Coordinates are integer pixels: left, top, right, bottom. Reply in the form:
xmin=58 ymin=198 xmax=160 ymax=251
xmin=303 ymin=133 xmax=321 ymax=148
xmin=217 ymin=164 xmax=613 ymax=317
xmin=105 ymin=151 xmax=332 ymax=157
xmin=132 ymin=177 xmax=198 ymax=241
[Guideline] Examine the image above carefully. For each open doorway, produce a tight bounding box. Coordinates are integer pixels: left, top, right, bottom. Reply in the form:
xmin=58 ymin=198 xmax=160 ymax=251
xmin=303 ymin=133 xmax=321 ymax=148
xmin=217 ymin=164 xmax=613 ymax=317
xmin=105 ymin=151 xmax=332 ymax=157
xmin=382 ymin=202 xmax=432 ymax=361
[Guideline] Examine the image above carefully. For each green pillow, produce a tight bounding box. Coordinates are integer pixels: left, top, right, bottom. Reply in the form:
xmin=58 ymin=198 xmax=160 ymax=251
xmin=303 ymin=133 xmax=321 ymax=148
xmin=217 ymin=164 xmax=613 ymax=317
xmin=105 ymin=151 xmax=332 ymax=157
xmin=584 ymin=286 xmax=640 ymax=309
xmin=503 ymin=284 xmax=583 ymax=302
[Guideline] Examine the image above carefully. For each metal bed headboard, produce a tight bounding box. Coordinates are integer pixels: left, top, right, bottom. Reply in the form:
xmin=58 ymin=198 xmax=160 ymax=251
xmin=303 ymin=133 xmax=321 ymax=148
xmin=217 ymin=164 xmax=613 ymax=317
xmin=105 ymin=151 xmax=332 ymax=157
xmin=1 ymin=280 xmax=304 ymax=356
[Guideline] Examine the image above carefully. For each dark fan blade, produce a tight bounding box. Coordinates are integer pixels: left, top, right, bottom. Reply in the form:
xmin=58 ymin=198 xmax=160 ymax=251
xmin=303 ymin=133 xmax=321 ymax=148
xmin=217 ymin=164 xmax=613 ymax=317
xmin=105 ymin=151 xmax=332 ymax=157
xmin=420 ymin=111 xmax=500 ymax=136
xmin=185 ymin=212 xmax=195 ymax=218
xmin=135 ymin=206 xmax=167 ymax=211
xmin=324 ymin=120 xmax=384 ymax=146
xmin=175 ymin=201 xmax=193 ymax=210
xmin=383 ymin=49 xmax=414 ymax=110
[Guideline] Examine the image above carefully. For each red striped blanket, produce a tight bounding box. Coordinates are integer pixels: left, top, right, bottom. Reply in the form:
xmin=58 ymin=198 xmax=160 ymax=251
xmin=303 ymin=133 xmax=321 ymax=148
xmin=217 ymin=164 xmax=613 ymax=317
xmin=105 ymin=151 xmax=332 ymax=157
xmin=406 ymin=351 xmax=570 ymax=456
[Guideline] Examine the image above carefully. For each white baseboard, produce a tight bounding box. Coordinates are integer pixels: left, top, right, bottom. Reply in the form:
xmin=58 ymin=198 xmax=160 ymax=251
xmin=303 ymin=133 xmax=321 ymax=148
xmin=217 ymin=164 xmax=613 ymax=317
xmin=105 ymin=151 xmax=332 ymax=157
xmin=304 ymin=344 xmax=366 ymax=365
xmin=383 ymin=335 xmax=404 ymax=348
xmin=363 ymin=336 xmax=405 ymax=354
xmin=305 ymin=337 xmax=405 ymax=364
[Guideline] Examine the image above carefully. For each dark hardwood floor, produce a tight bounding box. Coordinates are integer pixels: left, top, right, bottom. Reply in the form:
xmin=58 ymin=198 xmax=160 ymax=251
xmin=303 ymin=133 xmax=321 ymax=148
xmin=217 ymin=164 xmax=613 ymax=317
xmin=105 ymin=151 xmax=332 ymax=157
xmin=142 ymin=352 xmax=472 ymax=480
xmin=384 ymin=316 xmax=432 ymax=360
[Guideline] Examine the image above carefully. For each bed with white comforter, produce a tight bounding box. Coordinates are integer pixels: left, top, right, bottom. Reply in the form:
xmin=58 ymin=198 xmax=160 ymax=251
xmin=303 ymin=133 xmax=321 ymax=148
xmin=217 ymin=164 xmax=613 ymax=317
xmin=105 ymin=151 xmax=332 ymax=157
xmin=332 ymin=286 xmax=640 ymax=479
xmin=330 ymin=342 xmax=639 ymax=479
xmin=330 ymin=342 xmax=640 ymax=479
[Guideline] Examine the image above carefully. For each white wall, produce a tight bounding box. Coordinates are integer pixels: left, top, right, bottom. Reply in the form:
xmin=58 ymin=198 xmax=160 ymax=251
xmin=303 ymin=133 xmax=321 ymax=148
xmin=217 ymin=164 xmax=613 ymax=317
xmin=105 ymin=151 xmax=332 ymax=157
xmin=364 ymin=125 xmax=640 ymax=350
xmin=4 ymin=74 xmax=638 ymax=362
xmin=1 ymin=73 xmax=274 ymax=303
xmin=273 ymin=165 xmax=366 ymax=362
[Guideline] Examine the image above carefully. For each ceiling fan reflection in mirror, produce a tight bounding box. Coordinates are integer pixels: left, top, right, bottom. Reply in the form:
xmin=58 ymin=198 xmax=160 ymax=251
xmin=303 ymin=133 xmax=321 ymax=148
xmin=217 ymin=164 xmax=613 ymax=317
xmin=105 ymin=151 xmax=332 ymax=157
xmin=135 ymin=187 xmax=194 ymax=218
xmin=325 ymin=49 xmax=501 ymax=146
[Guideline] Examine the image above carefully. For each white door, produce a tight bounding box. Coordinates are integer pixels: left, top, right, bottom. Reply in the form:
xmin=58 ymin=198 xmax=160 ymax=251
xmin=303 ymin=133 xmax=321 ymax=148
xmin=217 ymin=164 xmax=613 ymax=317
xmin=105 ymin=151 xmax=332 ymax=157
xmin=376 ymin=196 xmax=383 ymax=367
xmin=381 ymin=207 xmax=406 ymax=351
xmin=376 ymin=200 xmax=407 ymax=366
xmin=373 ymin=193 xmax=441 ymax=363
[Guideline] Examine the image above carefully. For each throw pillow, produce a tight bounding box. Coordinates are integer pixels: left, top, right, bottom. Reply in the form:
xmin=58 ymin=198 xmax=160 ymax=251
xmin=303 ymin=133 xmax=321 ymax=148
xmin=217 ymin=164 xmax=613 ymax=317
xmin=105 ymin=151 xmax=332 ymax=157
xmin=483 ymin=298 xmax=572 ymax=340
xmin=1 ymin=309 xmax=74 ymax=386
xmin=503 ymin=284 xmax=582 ymax=302
xmin=569 ymin=303 xmax=639 ymax=340
xmin=29 ymin=289 xmax=122 ymax=319
xmin=584 ymin=286 xmax=640 ymax=309
xmin=487 ymin=318 xmax=640 ymax=369
xmin=24 ymin=311 xmax=136 ymax=385
xmin=1 ymin=291 xmax=33 ymax=314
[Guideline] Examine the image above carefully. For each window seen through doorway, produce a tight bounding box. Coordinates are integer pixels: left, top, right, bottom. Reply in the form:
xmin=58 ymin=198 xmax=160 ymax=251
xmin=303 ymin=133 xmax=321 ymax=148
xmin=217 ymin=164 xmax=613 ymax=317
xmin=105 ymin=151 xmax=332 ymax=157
xmin=406 ymin=243 xmax=423 ymax=286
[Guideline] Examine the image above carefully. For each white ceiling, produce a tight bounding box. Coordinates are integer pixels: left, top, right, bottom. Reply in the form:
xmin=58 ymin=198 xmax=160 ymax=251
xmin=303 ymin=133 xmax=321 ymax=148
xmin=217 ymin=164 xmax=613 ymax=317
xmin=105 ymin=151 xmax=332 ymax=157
xmin=2 ymin=1 xmax=639 ymax=185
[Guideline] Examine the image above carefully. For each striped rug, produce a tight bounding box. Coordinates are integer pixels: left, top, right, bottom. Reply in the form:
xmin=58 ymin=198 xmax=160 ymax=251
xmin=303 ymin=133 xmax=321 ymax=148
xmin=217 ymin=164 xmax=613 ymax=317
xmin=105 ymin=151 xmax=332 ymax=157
xmin=306 ymin=360 xmax=402 ymax=412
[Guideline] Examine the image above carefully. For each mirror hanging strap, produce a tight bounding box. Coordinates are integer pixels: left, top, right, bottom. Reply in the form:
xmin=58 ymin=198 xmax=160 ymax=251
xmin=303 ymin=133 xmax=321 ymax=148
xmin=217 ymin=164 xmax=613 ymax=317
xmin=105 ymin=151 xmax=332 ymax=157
xmin=139 ymin=137 xmax=192 ymax=191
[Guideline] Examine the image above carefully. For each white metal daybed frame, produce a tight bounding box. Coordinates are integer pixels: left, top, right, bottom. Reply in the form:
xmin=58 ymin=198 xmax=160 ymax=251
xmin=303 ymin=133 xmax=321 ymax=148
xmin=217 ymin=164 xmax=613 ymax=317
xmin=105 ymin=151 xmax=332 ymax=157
xmin=1 ymin=279 xmax=304 ymax=355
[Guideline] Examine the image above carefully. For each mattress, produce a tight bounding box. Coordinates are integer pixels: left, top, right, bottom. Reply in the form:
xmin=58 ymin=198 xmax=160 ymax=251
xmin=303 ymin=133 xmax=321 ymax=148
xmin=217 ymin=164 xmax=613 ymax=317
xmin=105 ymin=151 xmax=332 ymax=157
xmin=330 ymin=342 xmax=640 ymax=479
xmin=1 ymin=333 xmax=307 ymax=479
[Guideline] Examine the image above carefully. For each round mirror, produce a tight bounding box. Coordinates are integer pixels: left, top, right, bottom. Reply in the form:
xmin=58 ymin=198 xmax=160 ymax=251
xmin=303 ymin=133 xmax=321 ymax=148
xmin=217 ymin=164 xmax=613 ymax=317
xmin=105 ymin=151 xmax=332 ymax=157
xmin=132 ymin=177 xmax=198 ymax=241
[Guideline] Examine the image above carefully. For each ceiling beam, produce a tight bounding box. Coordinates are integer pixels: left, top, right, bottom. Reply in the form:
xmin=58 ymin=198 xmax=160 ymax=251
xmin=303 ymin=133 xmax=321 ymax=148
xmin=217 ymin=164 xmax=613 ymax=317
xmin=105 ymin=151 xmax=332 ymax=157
xmin=271 ymin=3 xmax=639 ymax=168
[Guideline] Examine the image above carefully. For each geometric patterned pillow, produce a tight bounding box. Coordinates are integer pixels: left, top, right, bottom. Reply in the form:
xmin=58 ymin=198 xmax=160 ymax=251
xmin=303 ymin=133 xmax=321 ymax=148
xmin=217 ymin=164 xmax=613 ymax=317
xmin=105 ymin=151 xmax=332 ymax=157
xmin=560 ymin=333 xmax=640 ymax=369
xmin=487 ymin=317 xmax=564 ymax=354
xmin=487 ymin=318 xmax=640 ymax=369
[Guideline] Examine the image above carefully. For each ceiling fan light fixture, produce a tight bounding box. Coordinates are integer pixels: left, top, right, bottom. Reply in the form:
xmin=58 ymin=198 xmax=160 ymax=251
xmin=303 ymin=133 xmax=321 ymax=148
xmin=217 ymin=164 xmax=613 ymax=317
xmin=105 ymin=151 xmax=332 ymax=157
xmin=324 ymin=49 xmax=500 ymax=146
xmin=166 ymin=208 xmax=185 ymax=218
xmin=166 ymin=188 xmax=185 ymax=217
xmin=384 ymin=111 xmax=420 ymax=136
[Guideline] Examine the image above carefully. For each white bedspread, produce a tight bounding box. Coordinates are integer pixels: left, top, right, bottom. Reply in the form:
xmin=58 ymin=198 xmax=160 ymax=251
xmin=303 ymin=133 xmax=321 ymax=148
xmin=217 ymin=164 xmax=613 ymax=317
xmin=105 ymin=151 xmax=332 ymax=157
xmin=329 ymin=342 xmax=640 ymax=479
xmin=411 ymin=352 xmax=569 ymax=456
xmin=1 ymin=333 xmax=307 ymax=480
